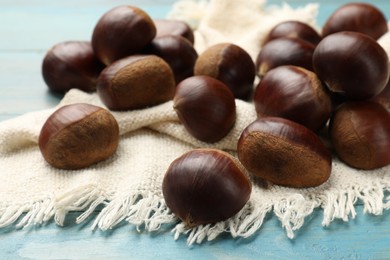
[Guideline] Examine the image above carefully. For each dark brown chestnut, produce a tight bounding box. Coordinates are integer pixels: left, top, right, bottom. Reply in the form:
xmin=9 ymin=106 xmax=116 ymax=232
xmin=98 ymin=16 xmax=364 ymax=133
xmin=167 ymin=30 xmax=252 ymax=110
xmin=237 ymin=117 xmax=332 ymax=188
xmin=173 ymin=76 xmax=236 ymax=143
xmin=91 ymin=5 xmax=156 ymax=65
xmin=154 ymin=19 xmax=194 ymax=44
xmin=39 ymin=103 xmax=119 ymax=170
xmin=322 ymin=3 xmax=388 ymax=40
xmin=143 ymin=35 xmax=198 ymax=84
xmin=194 ymin=43 xmax=255 ymax=100
xmin=313 ymin=31 xmax=389 ymax=100
xmin=42 ymin=41 xmax=105 ymax=93
xmin=262 ymin=20 xmax=321 ymax=46
xmin=254 ymin=65 xmax=332 ymax=132
xmin=97 ymin=55 xmax=176 ymax=111
xmin=329 ymin=101 xmax=390 ymax=170
xmin=256 ymin=37 xmax=315 ymax=77
xmin=162 ymin=148 xmax=251 ymax=227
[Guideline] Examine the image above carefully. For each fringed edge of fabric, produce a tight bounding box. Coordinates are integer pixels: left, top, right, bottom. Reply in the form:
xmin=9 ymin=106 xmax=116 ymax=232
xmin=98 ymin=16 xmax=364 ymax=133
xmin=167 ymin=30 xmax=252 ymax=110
xmin=1 ymin=183 xmax=389 ymax=245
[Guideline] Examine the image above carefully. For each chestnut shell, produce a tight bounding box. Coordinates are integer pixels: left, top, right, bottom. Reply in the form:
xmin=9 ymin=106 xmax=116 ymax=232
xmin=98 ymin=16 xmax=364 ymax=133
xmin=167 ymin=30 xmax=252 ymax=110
xmin=97 ymin=55 xmax=176 ymax=111
xmin=91 ymin=5 xmax=156 ymax=65
xmin=42 ymin=41 xmax=105 ymax=93
xmin=194 ymin=43 xmax=255 ymax=100
xmin=39 ymin=103 xmax=119 ymax=170
xmin=263 ymin=20 xmax=321 ymax=46
xmin=154 ymin=19 xmax=194 ymax=44
xmin=256 ymin=37 xmax=315 ymax=77
xmin=162 ymin=148 xmax=251 ymax=227
xmin=173 ymin=76 xmax=236 ymax=143
xmin=144 ymin=35 xmax=198 ymax=84
xmin=322 ymin=3 xmax=388 ymax=40
xmin=329 ymin=101 xmax=390 ymax=170
xmin=313 ymin=31 xmax=389 ymax=100
xmin=237 ymin=117 xmax=332 ymax=188
xmin=254 ymin=65 xmax=332 ymax=132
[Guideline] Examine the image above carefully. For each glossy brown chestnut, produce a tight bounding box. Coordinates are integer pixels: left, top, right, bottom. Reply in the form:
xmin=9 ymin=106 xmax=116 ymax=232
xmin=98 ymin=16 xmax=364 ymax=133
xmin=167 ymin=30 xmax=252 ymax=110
xmin=154 ymin=19 xmax=194 ymax=44
xmin=97 ymin=55 xmax=176 ymax=111
xmin=256 ymin=37 xmax=315 ymax=77
xmin=194 ymin=43 xmax=255 ymax=100
xmin=162 ymin=148 xmax=252 ymax=227
xmin=313 ymin=31 xmax=389 ymax=100
xmin=237 ymin=117 xmax=332 ymax=188
xmin=42 ymin=41 xmax=105 ymax=93
xmin=322 ymin=3 xmax=388 ymax=40
xmin=91 ymin=5 xmax=156 ymax=65
xmin=173 ymin=76 xmax=236 ymax=143
xmin=262 ymin=20 xmax=321 ymax=46
xmin=329 ymin=101 xmax=390 ymax=170
xmin=143 ymin=35 xmax=198 ymax=84
xmin=254 ymin=65 xmax=332 ymax=132
xmin=39 ymin=103 xmax=119 ymax=170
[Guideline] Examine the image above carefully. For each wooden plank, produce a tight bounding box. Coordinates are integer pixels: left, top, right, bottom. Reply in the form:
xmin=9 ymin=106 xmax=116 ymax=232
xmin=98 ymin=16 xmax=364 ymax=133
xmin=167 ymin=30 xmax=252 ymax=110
xmin=1 ymin=207 xmax=389 ymax=259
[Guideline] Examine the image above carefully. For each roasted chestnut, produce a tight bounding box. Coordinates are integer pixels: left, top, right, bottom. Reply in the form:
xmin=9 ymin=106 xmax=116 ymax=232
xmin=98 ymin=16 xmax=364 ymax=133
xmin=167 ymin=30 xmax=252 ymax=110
xmin=42 ymin=41 xmax=105 ymax=93
xmin=144 ymin=35 xmax=198 ymax=84
xmin=322 ymin=3 xmax=388 ymax=40
xmin=194 ymin=43 xmax=255 ymax=100
xmin=91 ymin=5 xmax=156 ymax=65
xmin=237 ymin=117 xmax=332 ymax=188
xmin=154 ymin=19 xmax=194 ymax=44
xmin=97 ymin=55 xmax=176 ymax=111
xmin=254 ymin=65 xmax=332 ymax=132
xmin=39 ymin=103 xmax=119 ymax=170
xmin=173 ymin=76 xmax=236 ymax=143
xmin=162 ymin=148 xmax=252 ymax=227
xmin=313 ymin=31 xmax=389 ymax=100
xmin=256 ymin=37 xmax=315 ymax=77
xmin=329 ymin=101 xmax=390 ymax=170
xmin=262 ymin=20 xmax=321 ymax=46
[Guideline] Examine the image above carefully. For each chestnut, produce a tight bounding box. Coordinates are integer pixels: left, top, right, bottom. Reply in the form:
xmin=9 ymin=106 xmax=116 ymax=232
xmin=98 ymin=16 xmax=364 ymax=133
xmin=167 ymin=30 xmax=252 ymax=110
xmin=194 ymin=43 xmax=255 ymax=100
xmin=322 ymin=3 xmax=388 ymax=40
xmin=143 ymin=35 xmax=198 ymax=84
xmin=313 ymin=31 xmax=389 ymax=100
xmin=254 ymin=65 xmax=332 ymax=132
xmin=262 ymin=20 xmax=321 ymax=46
xmin=329 ymin=101 xmax=390 ymax=170
xmin=91 ymin=5 xmax=156 ymax=65
xmin=97 ymin=55 xmax=176 ymax=111
xmin=154 ymin=19 xmax=194 ymax=44
xmin=255 ymin=37 xmax=315 ymax=77
xmin=237 ymin=117 xmax=331 ymax=188
xmin=173 ymin=76 xmax=236 ymax=143
xmin=162 ymin=148 xmax=251 ymax=227
xmin=42 ymin=41 xmax=105 ymax=93
xmin=39 ymin=103 xmax=119 ymax=170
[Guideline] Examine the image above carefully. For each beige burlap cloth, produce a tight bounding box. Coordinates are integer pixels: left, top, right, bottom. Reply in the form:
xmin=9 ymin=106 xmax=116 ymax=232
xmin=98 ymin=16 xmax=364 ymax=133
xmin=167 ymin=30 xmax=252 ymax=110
xmin=0 ymin=0 xmax=389 ymax=245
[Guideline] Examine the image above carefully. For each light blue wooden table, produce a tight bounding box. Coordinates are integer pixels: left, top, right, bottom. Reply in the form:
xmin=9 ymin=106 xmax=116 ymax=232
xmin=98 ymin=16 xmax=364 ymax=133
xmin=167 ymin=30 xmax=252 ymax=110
xmin=1 ymin=0 xmax=390 ymax=259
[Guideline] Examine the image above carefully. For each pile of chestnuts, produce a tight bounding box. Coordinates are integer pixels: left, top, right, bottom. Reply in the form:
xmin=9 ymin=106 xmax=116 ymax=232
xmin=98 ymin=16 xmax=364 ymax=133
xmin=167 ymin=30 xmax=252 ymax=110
xmin=39 ymin=2 xmax=390 ymax=227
